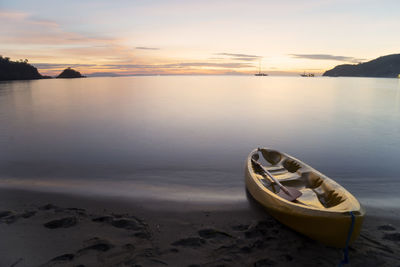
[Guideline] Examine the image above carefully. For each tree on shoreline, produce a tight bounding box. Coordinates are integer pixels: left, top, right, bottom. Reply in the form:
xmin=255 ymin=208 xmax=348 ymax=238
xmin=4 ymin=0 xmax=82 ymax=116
xmin=0 ymin=56 xmax=43 ymax=81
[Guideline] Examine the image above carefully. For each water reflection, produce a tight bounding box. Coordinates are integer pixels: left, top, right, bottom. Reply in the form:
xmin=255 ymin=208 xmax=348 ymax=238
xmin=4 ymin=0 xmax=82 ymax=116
xmin=0 ymin=76 xmax=399 ymax=204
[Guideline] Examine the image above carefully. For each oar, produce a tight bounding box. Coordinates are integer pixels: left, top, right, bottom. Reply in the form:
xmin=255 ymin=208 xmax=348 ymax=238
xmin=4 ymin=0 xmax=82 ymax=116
xmin=251 ymin=158 xmax=302 ymax=201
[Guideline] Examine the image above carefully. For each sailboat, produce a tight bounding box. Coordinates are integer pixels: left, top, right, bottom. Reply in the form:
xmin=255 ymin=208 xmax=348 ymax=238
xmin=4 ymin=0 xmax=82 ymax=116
xmin=255 ymin=61 xmax=268 ymax=76
xmin=300 ymin=71 xmax=314 ymax=77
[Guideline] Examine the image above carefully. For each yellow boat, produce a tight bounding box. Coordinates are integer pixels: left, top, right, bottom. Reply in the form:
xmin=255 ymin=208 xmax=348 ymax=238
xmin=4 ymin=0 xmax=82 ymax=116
xmin=245 ymin=148 xmax=365 ymax=248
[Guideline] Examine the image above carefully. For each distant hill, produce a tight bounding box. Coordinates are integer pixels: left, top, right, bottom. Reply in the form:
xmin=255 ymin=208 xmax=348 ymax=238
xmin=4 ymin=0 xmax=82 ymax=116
xmin=323 ymin=54 xmax=400 ymax=78
xmin=57 ymin=67 xmax=85 ymax=78
xmin=87 ymin=72 xmax=120 ymax=77
xmin=0 ymin=56 xmax=44 ymax=81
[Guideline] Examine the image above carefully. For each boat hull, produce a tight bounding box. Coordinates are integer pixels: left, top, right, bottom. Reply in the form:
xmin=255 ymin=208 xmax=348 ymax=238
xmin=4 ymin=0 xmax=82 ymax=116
xmin=245 ymin=149 xmax=365 ymax=248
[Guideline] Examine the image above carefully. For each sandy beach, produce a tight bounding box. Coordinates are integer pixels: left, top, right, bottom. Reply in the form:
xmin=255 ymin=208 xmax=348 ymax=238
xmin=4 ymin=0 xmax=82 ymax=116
xmin=2 ymin=0 xmax=400 ymax=265
xmin=0 ymin=188 xmax=399 ymax=267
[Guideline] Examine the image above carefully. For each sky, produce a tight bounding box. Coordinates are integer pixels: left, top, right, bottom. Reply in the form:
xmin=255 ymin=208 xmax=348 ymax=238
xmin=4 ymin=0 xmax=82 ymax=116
xmin=0 ymin=0 xmax=399 ymax=76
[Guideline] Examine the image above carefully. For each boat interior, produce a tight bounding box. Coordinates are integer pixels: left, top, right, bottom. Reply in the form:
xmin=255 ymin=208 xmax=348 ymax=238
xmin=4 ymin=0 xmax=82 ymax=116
xmin=251 ymin=148 xmax=352 ymax=210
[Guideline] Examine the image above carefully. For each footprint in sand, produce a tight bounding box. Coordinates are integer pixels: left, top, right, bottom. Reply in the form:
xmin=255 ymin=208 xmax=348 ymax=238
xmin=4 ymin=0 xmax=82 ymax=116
xmin=39 ymin=204 xmax=58 ymax=210
xmin=92 ymin=215 xmax=142 ymax=230
xmin=171 ymin=237 xmax=206 ymax=247
xmin=78 ymin=240 xmax=114 ymax=253
xmin=382 ymin=232 xmax=400 ymax=242
xmin=254 ymin=258 xmax=276 ymax=266
xmin=0 ymin=210 xmax=12 ymax=218
xmin=198 ymin=228 xmax=232 ymax=239
xmin=378 ymin=224 xmax=396 ymax=231
xmin=91 ymin=214 xmax=151 ymax=239
xmin=0 ymin=210 xmax=37 ymax=224
xmin=51 ymin=253 xmax=75 ymax=261
xmin=43 ymin=217 xmax=77 ymax=229
xmin=245 ymin=221 xmax=277 ymax=239
xmin=231 ymin=224 xmax=250 ymax=231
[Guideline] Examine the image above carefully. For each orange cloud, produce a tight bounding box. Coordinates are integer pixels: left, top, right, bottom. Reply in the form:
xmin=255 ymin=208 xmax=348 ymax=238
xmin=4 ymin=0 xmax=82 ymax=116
xmin=0 ymin=10 xmax=263 ymax=76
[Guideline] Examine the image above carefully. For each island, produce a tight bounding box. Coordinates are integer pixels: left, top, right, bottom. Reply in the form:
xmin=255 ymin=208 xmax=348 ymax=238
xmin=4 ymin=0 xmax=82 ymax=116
xmin=0 ymin=56 xmax=86 ymax=81
xmin=56 ymin=67 xmax=86 ymax=78
xmin=0 ymin=56 xmax=46 ymax=81
xmin=323 ymin=54 xmax=400 ymax=78
xmin=87 ymin=72 xmax=120 ymax=77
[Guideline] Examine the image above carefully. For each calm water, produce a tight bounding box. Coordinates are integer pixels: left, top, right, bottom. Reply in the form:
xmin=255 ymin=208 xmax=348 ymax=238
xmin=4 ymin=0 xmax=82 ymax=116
xmin=0 ymin=76 xmax=399 ymax=207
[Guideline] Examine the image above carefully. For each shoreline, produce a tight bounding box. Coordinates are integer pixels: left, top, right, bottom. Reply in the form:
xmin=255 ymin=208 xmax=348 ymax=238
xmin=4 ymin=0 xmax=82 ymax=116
xmin=0 ymin=187 xmax=399 ymax=266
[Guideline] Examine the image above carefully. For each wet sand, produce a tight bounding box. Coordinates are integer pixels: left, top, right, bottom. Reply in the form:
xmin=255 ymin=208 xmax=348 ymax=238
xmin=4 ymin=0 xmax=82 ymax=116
xmin=0 ymin=188 xmax=399 ymax=267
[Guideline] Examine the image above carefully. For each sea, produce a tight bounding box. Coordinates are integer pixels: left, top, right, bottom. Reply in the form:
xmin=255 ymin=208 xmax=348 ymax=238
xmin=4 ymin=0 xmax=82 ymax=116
xmin=0 ymin=76 xmax=399 ymax=209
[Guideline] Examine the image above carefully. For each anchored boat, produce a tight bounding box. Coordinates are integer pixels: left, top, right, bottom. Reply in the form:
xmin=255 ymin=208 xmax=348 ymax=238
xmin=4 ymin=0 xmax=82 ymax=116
xmin=245 ymin=147 xmax=365 ymax=248
xmin=254 ymin=60 xmax=268 ymax=76
xmin=300 ymin=71 xmax=315 ymax=77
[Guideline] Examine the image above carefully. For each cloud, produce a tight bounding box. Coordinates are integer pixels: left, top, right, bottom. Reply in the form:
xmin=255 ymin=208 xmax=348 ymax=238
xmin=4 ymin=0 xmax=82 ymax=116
xmin=104 ymin=62 xmax=253 ymax=69
xmin=216 ymin=53 xmax=260 ymax=58
xmin=0 ymin=11 xmax=256 ymax=75
xmin=136 ymin=46 xmax=160 ymax=50
xmin=34 ymin=61 xmax=254 ymax=76
xmin=32 ymin=63 xmax=98 ymax=69
xmin=0 ymin=11 xmax=140 ymax=76
xmin=290 ymin=54 xmax=364 ymax=63
xmin=0 ymin=10 xmax=126 ymax=56
xmin=0 ymin=10 xmax=28 ymax=20
xmin=214 ymin=53 xmax=262 ymax=61
xmin=87 ymin=72 xmax=120 ymax=77
xmin=3 ymin=14 xmax=107 ymax=47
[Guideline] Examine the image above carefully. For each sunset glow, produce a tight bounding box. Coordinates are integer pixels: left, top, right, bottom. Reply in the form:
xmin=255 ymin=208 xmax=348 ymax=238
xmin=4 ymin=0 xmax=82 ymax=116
xmin=1 ymin=0 xmax=399 ymax=76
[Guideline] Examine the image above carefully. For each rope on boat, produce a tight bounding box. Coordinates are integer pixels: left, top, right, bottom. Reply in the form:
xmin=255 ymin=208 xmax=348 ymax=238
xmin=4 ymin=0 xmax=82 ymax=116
xmin=339 ymin=211 xmax=355 ymax=266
